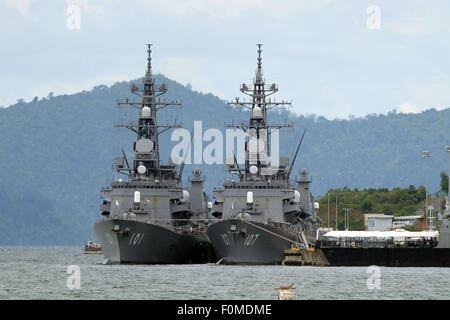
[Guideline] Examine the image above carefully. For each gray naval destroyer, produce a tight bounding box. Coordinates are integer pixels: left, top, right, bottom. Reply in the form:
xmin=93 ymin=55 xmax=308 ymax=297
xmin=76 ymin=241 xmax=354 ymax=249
xmin=94 ymin=45 xmax=211 ymax=264
xmin=207 ymin=44 xmax=322 ymax=265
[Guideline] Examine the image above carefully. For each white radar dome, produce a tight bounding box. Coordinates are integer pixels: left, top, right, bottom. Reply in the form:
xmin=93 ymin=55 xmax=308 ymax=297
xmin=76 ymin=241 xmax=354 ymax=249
xmin=137 ymin=165 xmax=146 ymax=174
xmin=249 ymin=165 xmax=258 ymax=175
xmin=136 ymin=139 xmax=154 ymax=153
xmin=314 ymin=202 xmax=320 ymax=210
xmin=252 ymin=106 xmax=263 ymax=119
xmin=141 ymin=106 xmax=151 ymax=119
xmin=181 ymin=190 xmax=190 ymax=203
xmin=293 ymin=190 xmax=300 ymax=203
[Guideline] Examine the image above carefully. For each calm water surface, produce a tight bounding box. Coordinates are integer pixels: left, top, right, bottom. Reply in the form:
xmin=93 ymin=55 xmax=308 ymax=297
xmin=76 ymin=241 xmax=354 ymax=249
xmin=0 ymin=246 xmax=449 ymax=300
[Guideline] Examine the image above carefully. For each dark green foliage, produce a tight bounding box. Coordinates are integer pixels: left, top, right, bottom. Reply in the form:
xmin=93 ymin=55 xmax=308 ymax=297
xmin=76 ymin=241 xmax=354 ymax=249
xmin=440 ymin=172 xmax=449 ymax=195
xmin=362 ymin=200 xmax=373 ymax=212
xmin=0 ymin=75 xmax=449 ymax=244
xmin=317 ymin=186 xmax=427 ymax=230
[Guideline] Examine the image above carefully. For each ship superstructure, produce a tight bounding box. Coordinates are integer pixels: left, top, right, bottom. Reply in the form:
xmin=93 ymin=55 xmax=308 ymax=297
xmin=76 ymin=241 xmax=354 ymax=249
xmin=207 ymin=45 xmax=321 ymax=264
xmin=94 ymin=45 xmax=211 ymax=264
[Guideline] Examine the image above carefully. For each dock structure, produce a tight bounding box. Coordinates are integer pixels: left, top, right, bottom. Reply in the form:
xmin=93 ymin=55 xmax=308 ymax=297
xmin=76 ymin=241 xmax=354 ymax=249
xmin=283 ymin=248 xmax=329 ymax=266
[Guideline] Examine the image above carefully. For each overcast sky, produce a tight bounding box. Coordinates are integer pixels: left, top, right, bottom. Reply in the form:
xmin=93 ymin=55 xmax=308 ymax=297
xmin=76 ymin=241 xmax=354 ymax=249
xmin=1 ymin=0 xmax=450 ymax=119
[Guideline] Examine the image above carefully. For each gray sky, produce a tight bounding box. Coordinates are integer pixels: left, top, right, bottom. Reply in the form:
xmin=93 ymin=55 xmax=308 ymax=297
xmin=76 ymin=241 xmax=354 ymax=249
xmin=1 ymin=0 xmax=450 ymax=119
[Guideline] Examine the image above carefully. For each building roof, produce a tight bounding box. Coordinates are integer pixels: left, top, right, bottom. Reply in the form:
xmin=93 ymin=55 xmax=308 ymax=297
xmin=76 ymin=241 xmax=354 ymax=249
xmin=394 ymin=215 xmax=423 ymax=220
xmin=366 ymin=215 xmax=394 ymax=219
xmin=323 ymin=230 xmax=439 ymax=239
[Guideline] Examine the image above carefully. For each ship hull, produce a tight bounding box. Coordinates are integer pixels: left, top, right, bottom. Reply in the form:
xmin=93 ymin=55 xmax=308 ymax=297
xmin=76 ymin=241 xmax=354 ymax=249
xmin=94 ymin=219 xmax=211 ymax=264
xmin=207 ymin=219 xmax=299 ymax=265
xmin=320 ymin=247 xmax=450 ymax=267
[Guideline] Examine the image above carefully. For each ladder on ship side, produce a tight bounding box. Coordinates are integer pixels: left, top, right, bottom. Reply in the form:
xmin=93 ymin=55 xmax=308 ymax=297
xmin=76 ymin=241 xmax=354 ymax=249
xmin=300 ymin=232 xmax=309 ymax=248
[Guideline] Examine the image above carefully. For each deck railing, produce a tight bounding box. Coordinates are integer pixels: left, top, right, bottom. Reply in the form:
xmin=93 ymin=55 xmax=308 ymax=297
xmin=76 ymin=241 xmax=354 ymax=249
xmin=316 ymin=238 xmax=439 ymax=249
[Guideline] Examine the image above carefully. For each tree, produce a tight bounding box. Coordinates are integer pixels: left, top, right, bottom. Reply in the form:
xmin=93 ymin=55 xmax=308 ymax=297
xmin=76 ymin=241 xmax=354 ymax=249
xmin=416 ymin=186 xmax=426 ymax=201
xmin=362 ymin=200 xmax=373 ymax=212
xmin=440 ymin=172 xmax=449 ymax=195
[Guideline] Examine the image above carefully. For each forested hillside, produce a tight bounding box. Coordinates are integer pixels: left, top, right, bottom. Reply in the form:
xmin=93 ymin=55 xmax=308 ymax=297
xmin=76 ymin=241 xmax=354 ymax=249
xmin=316 ymin=186 xmax=428 ymax=230
xmin=0 ymin=75 xmax=449 ymax=244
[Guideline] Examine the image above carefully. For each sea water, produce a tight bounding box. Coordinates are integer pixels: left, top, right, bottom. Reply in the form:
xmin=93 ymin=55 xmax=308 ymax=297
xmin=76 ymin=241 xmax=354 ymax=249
xmin=0 ymin=246 xmax=448 ymax=300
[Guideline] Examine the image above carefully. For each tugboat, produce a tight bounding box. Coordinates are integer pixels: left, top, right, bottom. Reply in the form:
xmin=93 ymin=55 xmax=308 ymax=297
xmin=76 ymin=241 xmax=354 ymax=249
xmin=84 ymin=240 xmax=102 ymax=254
xmin=94 ymin=44 xmax=211 ymax=264
xmin=207 ymin=44 xmax=321 ymax=265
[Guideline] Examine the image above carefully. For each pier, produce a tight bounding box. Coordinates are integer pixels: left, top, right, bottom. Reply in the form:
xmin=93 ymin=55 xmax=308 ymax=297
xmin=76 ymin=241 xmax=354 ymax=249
xmin=283 ymin=248 xmax=329 ymax=266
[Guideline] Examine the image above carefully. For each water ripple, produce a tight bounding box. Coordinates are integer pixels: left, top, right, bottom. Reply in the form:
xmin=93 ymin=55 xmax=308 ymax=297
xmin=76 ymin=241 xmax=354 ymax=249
xmin=0 ymin=247 xmax=449 ymax=300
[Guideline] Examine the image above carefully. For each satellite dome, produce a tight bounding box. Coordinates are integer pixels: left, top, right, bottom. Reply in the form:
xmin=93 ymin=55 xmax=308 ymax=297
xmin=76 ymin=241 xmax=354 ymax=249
xmin=137 ymin=165 xmax=146 ymax=174
xmin=136 ymin=139 xmax=154 ymax=153
xmin=293 ymin=190 xmax=300 ymax=202
xmin=252 ymin=106 xmax=263 ymax=119
xmin=141 ymin=106 xmax=151 ymax=119
xmin=181 ymin=190 xmax=190 ymax=203
xmin=249 ymin=165 xmax=258 ymax=175
xmin=314 ymin=202 xmax=320 ymax=210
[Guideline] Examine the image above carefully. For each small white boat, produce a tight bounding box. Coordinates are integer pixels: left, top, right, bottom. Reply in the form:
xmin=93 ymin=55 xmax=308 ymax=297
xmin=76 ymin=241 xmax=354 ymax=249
xmin=84 ymin=240 xmax=102 ymax=254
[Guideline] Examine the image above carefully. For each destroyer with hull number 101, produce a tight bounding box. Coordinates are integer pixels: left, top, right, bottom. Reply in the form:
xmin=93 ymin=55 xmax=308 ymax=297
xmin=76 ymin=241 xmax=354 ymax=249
xmin=207 ymin=44 xmax=322 ymax=265
xmin=94 ymin=44 xmax=212 ymax=264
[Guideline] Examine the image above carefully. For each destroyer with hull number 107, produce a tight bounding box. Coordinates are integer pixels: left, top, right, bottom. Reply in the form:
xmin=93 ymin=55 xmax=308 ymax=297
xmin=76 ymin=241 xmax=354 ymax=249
xmin=94 ymin=44 xmax=212 ymax=264
xmin=207 ymin=44 xmax=322 ymax=265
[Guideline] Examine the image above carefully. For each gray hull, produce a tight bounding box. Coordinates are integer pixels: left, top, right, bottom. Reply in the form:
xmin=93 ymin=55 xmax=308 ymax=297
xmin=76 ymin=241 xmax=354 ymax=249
xmin=207 ymin=219 xmax=298 ymax=265
xmin=94 ymin=219 xmax=210 ymax=264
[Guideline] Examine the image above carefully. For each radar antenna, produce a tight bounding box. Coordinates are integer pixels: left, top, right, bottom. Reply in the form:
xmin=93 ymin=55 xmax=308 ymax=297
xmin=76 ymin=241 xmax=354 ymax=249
xmin=225 ymin=44 xmax=293 ymax=182
xmin=114 ymin=44 xmax=182 ymax=182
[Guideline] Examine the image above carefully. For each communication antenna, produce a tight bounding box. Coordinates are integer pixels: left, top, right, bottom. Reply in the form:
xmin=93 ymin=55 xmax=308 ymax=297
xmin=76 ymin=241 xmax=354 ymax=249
xmin=122 ymin=149 xmax=132 ymax=176
xmin=178 ymin=129 xmax=193 ymax=181
xmin=287 ymin=128 xmax=307 ymax=177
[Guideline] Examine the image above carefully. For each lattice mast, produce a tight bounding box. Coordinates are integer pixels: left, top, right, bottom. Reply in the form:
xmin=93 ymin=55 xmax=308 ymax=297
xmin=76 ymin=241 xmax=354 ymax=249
xmin=115 ymin=44 xmax=181 ymax=180
xmin=227 ymin=44 xmax=292 ymax=181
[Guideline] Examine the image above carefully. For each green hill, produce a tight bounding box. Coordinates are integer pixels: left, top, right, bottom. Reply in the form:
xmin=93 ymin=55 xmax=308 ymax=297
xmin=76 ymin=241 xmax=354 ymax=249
xmin=0 ymin=74 xmax=449 ymax=244
xmin=316 ymin=186 xmax=428 ymax=230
